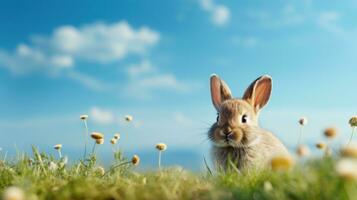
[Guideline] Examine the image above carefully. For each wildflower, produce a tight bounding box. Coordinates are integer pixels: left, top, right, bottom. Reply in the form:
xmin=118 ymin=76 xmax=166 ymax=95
xmin=315 ymin=142 xmax=326 ymax=149
xmin=91 ymin=133 xmax=104 ymax=155
xmin=336 ymin=158 xmax=357 ymax=181
xmin=297 ymin=117 xmax=308 ymax=146
xmin=156 ymin=143 xmax=167 ymax=169
xmin=270 ymin=155 xmax=294 ymax=171
xmin=299 ymin=117 xmax=308 ymax=126
xmin=350 ymin=116 xmax=357 ymax=127
xmin=80 ymin=114 xmax=89 ymax=120
xmin=110 ymin=138 xmax=117 ymax=145
xmin=91 ymin=132 xmax=104 ymax=140
xmin=3 ymin=186 xmax=25 ymax=200
xmin=125 ymin=115 xmax=133 ymax=122
xmin=54 ymin=144 xmax=62 ymax=158
xmin=348 ymin=116 xmax=357 ymax=144
xmin=81 ymin=114 xmax=90 ymax=160
xmin=96 ymin=138 xmax=104 ymax=145
xmin=156 ymin=143 xmax=167 ymax=151
xmin=296 ymin=145 xmax=310 ymax=157
xmin=49 ymin=161 xmax=58 ymax=171
xmin=95 ymin=166 xmax=105 ymax=176
xmin=132 ymin=155 xmax=140 ymax=166
xmin=341 ymin=144 xmax=357 ymax=158
xmin=114 ymin=133 xmax=120 ymax=140
xmin=324 ymin=127 xmax=337 ymax=138
xmin=54 ymin=144 xmax=62 ymax=150
xmin=263 ymin=181 xmax=273 ymax=192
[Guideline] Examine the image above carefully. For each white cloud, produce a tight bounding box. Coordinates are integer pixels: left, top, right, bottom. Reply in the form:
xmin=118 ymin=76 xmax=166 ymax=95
xmin=212 ymin=6 xmax=230 ymax=26
xmin=124 ymin=60 xmax=197 ymax=99
xmin=0 ymin=21 xmax=162 ymax=93
xmin=51 ymin=55 xmax=73 ymax=68
xmin=66 ymin=71 xmax=109 ymax=91
xmin=90 ymin=107 xmax=115 ymax=124
xmin=173 ymin=112 xmax=193 ymax=126
xmin=49 ymin=22 xmax=159 ymax=63
xmin=89 ymin=106 xmax=143 ymax=128
xmin=0 ymin=21 xmax=159 ymax=74
xmin=134 ymin=74 xmax=189 ymax=91
xmin=316 ymin=11 xmax=344 ymax=34
xmin=0 ymin=21 xmax=197 ymax=99
xmin=231 ymin=36 xmax=258 ymax=48
xmin=127 ymin=60 xmax=155 ymax=77
xmin=199 ymin=0 xmax=230 ymax=26
xmin=246 ymin=4 xmax=347 ymax=35
xmin=125 ymin=73 xmax=194 ymax=99
xmin=246 ymin=5 xmax=305 ymax=29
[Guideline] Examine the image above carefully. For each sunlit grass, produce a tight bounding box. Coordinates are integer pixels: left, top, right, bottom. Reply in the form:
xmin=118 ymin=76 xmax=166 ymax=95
xmin=1 ymin=115 xmax=357 ymax=200
xmin=1 ymin=153 xmax=357 ymax=200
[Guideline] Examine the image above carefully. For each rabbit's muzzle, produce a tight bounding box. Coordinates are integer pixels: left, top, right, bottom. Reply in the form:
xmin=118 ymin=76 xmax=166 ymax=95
xmin=214 ymin=126 xmax=244 ymax=147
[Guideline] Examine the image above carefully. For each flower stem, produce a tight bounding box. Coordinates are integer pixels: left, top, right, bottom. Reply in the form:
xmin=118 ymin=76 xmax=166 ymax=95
xmin=297 ymin=126 xmax=303 ymax=146
xmin=324 ymin=139 xmax=335 ymax=157
xmin=57 ymin=149 xmax=62 ymax=159
xmin=91 ymin=142 xmax=97 ymax=155
xmin=83 ymin=120 xmax=89 ymax=160
xmin=103 ymin=161 xmax=131 ymax=177
xmin=158 ymin=151 xmax=162 ymax=170
xmin=348 ymin=127 xmax=356 ymax=145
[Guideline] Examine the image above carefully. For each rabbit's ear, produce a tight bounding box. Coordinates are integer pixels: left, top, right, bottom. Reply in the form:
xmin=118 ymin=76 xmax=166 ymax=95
xmin=210 ymin=74 xmax=232 ymax=111
xmin=243 ymin=75 xmax=272 ymax=111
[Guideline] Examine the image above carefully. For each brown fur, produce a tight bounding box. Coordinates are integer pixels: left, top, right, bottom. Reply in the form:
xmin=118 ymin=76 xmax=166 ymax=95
xmin=209 ymin=75 xmax=288 ymax=171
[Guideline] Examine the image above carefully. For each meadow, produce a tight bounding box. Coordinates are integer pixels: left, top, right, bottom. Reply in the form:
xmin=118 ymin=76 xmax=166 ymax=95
xmin=1 ymin=115 xmax=357 ymax=200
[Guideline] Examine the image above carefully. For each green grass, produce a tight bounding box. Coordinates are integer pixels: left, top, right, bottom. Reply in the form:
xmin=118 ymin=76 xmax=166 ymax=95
xmin=0 ymin=147 xmax=357 ymax=200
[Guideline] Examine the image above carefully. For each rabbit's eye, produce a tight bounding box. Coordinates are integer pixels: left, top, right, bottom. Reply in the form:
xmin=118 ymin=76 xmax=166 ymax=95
xmin=216 ymin=114 xmax=219 ymax=122
xmin=241 ymin=114 xmax=248 ymax=123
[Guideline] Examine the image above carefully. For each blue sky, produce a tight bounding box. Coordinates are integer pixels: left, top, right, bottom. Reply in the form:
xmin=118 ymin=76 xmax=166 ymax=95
xmin=0 ymin=0 xmax=356 ymax=168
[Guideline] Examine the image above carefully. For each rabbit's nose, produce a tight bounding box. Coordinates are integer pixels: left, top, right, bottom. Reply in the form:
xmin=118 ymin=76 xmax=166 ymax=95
xmin=223 ymin=127 xmax=232 ymax=135
xmin=223 ymin=127 xmax=233 ymax=140
xmin=225 ymin=132 xmax=234 ymax=140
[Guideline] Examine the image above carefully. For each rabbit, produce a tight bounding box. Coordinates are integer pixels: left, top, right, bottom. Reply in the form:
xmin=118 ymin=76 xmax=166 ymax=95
xmin=208 ymin=74 xmax=289 ymax=171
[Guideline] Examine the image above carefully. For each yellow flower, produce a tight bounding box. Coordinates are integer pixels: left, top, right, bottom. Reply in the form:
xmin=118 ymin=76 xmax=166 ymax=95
xmin=54 ymin=144 xmax=62 ymax=150
xmin=110 ymin=138 xmax=117 ymax=145
xmin=132 ymin=155 xmax=140 ymax=166
xmin=341 ymin=145 xmax=357 ymax=158
xmin=114 ymin=133 xmax=120 ymax=140
xmin=156 ymin=143 xmax=167 ymax=151
xmin=125 ymin=115 xmax=133 ymax=122
xmin=96 ymin=138 xmax=104 ymax=145
xmin=3 ymin=186 xmax=24 ymax=200
xmin=91 ymin=132 xmax=104 ymax=140
xmin=349 ymin=116 xmax=357 ymax=127
xmin=298 ymin=117 xmax=308 ymax=126
xmin=270 ymin=155 xmax=294 ymax=171
xmin=315 ymin=142 xmax=326 ymax=149
xmin=336 ymin=158 xmax=357 ymax=181
xmin=80 ymin=115 xmax=89 ymax=120
xmin=296 ymin=145 xmax=310 ymax=157
xmin=324 ymin=127 xmax=337 ymax=138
